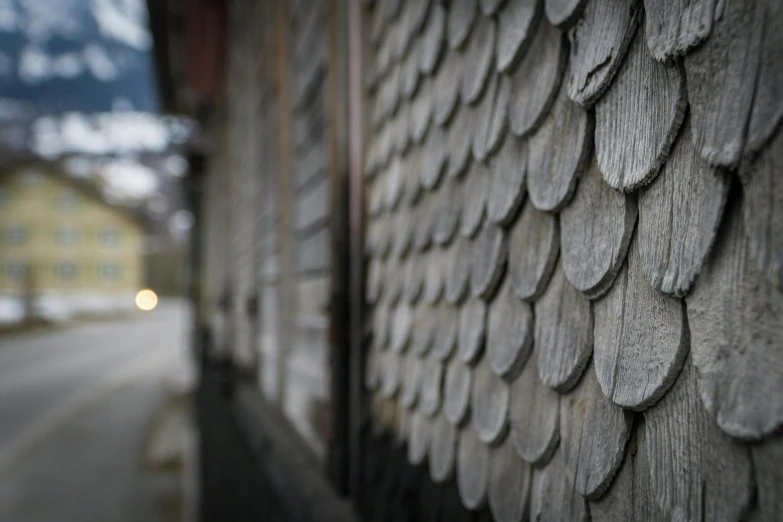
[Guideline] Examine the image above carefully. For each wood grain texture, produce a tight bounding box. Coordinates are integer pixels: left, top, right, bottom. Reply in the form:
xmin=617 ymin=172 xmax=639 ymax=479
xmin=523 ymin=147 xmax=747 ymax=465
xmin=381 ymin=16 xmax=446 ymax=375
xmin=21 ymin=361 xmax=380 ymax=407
xmin=739 ymin=124 xmax=783 ymax=289
xmin=433 ymin=178 xmax=462 ymax=246
xmin=560 ymin=361 xmax=633 ymax=499
xmin=594 ymin=239 xmax=688 ymax=410
xmin=527 ymin=76 xmax=592 ymax=212
xmin=643 ymin=0 xmax=717 ymax=61
xmin=407 ymin=409 xmax=432 ymax=466
xmin=423 ymin=249 xmax=446 ymax=304
xmin=470 ymin=223 xmax=508 ymax=300
xmin=461 ymin=162 xmax=490 ymax=238
xmin=533 ymin=261 xmax=593 ymax=392
xmin=589 ymin=418 xmax=662 ymax=521
xmin=643 ymin=359 xmax=754 ymax=520
xmin=487 ymin=280 xmax=534 ymax=380
xmin=421 ymin=125 xmax=448 ymax=190
xmin=419 ymin=4 xmax=446 ymax=75
xmin=472 ymin=358 xmax=510 ymax=445
xmin=486 ymin=135 xmax=526 ymax=226
xmin=429 ymin=414 xmax=458 ymax=484
xmin=390 ymin=303 xmax=413 ymax=353
xmin=432 ymin=305 xmax=459 ymax=361
xmin=433 ymin=49 xmax=462 ymax=126
xmin=471 ymin=74 xmax=509 ymax=163
xmin=559 ymin=155 xmax=637 ymax=299
xmin=488 ymin=436 xmax=532 ymax=522
xmin=446 ymin=105 xmax=474 ymax=179
xmin=637 ymin=117 xmax=729 ymax=296
xmin=683 ymin=1 xmax=762 ymax=167
xmin=530 ymin=449 xmax=589 ymax=522
xmin=420 ymin=354 xmax=445 ymax=416
xmin=508 ymin=352 xmax=560 ymax=465
xmin=458 ymin=297 xmax=487 ymax=365
xmin=447 ymin=0 xmax=478 ymax=49
xmin=446 ymin=235 xmax=472 ymax=305
xmin=401 ymin=353 xmax=423 ymax=408
xmin=496 ymin=0 xmax=541 ymax=73
xmin=508 ymin=18 xmax=565 ymax=137
xmin=508 ymin=201 xmax=559 ymax=301
xmin=410 ymin=79 xmax=433 ymax=144
xmin=460 ymin=16 xmax=496 ymax=104
xmin=566 ymin=0 xmax=641 ymax=107
xmin=545 ymin=0 xmax=587 ymax=28
xmin=750 ymin=434 xmax=783 ymax=522
xmin=411 ymin=304 xmax=436 ymax=356
xmin=457 ymin=426 xmax=491 ymax=510
xmin=686 ymin=199 xmax=783 ymax=440
xmin=403 ymin=256 xmax=424 ymax=304
xmin=595 ymin=24 xmax=687 ymax=192
xmin=444 ymin=357 xmax=472 ymax=426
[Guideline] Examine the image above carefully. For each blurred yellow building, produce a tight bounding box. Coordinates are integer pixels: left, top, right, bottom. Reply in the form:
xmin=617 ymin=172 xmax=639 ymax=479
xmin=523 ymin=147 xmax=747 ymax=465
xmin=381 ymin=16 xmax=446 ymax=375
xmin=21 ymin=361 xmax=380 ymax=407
xmin=0 ymin=166 xmax=145 ymax=322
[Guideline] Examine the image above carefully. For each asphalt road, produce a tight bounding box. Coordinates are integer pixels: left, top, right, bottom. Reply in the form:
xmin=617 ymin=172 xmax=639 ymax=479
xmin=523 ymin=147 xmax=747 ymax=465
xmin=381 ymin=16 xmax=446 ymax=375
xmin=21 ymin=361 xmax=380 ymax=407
xmin=0 ymin=301 xmax=191 ymax=522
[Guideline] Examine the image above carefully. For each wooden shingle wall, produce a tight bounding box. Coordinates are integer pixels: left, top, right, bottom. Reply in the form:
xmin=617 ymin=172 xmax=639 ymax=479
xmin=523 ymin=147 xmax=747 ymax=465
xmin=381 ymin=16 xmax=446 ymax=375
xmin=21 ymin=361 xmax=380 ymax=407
xmin=362 ymin=0 xmax=783 ymax=520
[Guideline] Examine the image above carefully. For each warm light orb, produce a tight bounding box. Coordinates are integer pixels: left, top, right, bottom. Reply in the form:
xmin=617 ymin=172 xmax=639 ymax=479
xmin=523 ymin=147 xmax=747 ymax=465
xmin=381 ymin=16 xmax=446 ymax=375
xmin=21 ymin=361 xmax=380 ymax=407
xmin=135 ymin=289 xmax=159 ymax=311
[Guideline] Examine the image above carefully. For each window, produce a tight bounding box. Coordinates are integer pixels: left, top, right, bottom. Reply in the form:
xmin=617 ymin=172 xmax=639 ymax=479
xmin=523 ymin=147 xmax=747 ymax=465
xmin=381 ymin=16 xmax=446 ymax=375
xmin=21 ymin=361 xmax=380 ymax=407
xmin=4 ymin=226 xmax=27 ymax=245
xmin=56 ymin=228 xmax=79 ymax=245
xmin=56 ymin=191 xmax=78 ymax=211
xmin=6 ymin=263 xmax=26 ymax=280
xmin=54 ymin=263 xmax=78 ymax=280
xmin=99 ymin=228 xmax=120 ymax=245
xmin=98 ymin=264 xmax=119 ymax=281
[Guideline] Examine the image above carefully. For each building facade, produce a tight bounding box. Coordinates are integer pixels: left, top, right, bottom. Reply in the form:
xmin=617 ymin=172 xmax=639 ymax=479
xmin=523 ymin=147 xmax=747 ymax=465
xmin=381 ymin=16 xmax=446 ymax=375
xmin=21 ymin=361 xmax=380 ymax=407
xmin=151 ymin=0 xmax=783 ymax=520
xmin=0 ymin=166 xmax=144 ymax=320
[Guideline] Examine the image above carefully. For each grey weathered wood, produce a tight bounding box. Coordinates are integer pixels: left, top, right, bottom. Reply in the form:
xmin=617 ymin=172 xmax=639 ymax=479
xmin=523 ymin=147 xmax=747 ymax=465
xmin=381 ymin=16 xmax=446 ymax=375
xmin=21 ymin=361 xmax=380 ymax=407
xmin=429 ymin=414 xmax=458 ymax=483
xmin=545 ymin=0 xmax=587 ymax=28
xmin=488 ymin=436 xmax=532 ymax=522
xmin=370 ymin=394 xmax=390 ymax=437
xmin=746 ymin=1 xmax=783 ymax=156
xmin=367 ymin=215 xmax=391 ymax=260
xmin=383 ymin=157 xmax=404 ymax=211
xmin=367 ymin=257 xmax=384 ymax=304
xmin=444 ymin=357 xmax=472 ymax=426
xmin=407 ymin=0 xmax=431 ymax=35
xmin=413 ymin=194 xmax=435 ymax=252
xmin=480 ymin=0 xmax=507 ymax=15
xmin=643 ymin=359 xmax=754 ymax=520
xmin=394 ymin=209 xmax=414 ymax=260
xmin=458 ymin=297 xmax=487 ymax=365
xmin=533 ymin=261 xmax=593 ymax=392
xmin=589 ymin=418 xmax=662 ymax=521
xmin=460 ymin=16 xmax=496 ymax=104
xmin=560 ymin=360 xmax=633 ymax=499
xmin=683 ymin=1 xmax=763 ymax=167
xmin=373 ymin=300 xmax=391 ymax=350
xmin=471 ymin=74 xmax=510 ymax=163
xmin=411 ymin=304 xmax=436 ymax=356
xmin=432 ymin=305 xmax=459 ymax=361
xmin=421 ymin=125 xmax=448 ymax=190
xmin=404 ymin=146 xmax=424 ymax=206
xmin=433 ymin=179 xmax=462 ymax=246
xmin=365 ymin=346 xmax=381 ymax=391
xmin=457 ymin=426 xmax=491 ymax=510
xmin=446 ymin=235 xmax=472 ymax=305
xmin=446 ymin=105 xmax=474 ymax=179
xmin=750 ymin=434 xmax=783 ymax=522
xmin=638 ymin=116 xmax=729 ymax=296
xmin=487 ymin=280 xmax=533 ymax=380
xmin=739 ymin=124 xmax=783 ymax=289
xmin=410 ymin=79 xmax=433 ymax=144
xmin=685 ymin=200 xmax=783 ymax=440
xmin=593 ymin=239 xmax=688 ymax=410
xmin=420 ymin=354 xmax=445 ymax=416
xmin=401 ymin=353 xmax=423 ymax=408
xmin=447 ymin=0 xmax=478 ymax=49
xmin=643 ymin=0 xmax=717 ymax=61
xmin=433 ymin=49 xmax=462 ymax=126
xmin=559 ymin=154 xmax=637 ymax=299
xmin=390 ymin=304 xmax=413 ymax=353
xmin=392 ymin=106 xmax=411 ymax=157
xmin=403 ymin=256 xmax=424 ymax=303
xmin=470 ymin=223 xmax=508 ymax=300
xmin=371 ymin=0 xmax=389 ymax=46
xmin=595 ymin=25 xmax=687 ymax=192
xmin=530 ymin=450 xmax=588 ymax=522
xmin=471 ymin=358 xmax=510 ymax=445
xmin=386 ymin=257 xmax=404 ymax=305
xmin=380 ymin=349 xmax=402 ymax=398
xmin=527 ymin=76 xmax=592 ymax=213
xmin=385 ymin=63 xmax=402 ymax=118
xmin=508 ymin=351 xmax=560 ymax=465
xmin=508 ymin=201 xmax=559 ymax=301
xmin=407 ymin=409 xmax=432 ymax=465
xmin=461 ymin=162 xmax=490 ymax=238
xmin=486 ymin=135 xmax=526 ymax=227
xmin=566 ymin=0 xmax=641 ymax=107
xmin=419 ymin=4 xmax=447 ymax=75
xmin=508 ymin=18 xmax=565 ymax=137
xmin=496 ymin=0 xmax=541 ymax=73
xmin=423 ymin=249 xmax=446 ymax=304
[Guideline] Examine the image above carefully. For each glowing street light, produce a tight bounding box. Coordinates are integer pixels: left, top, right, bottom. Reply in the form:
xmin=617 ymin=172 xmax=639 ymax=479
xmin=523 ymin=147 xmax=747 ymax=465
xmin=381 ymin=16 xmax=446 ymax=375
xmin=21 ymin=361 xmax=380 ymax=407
xmin=135 ymin=289 xmax=158 ymax=311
